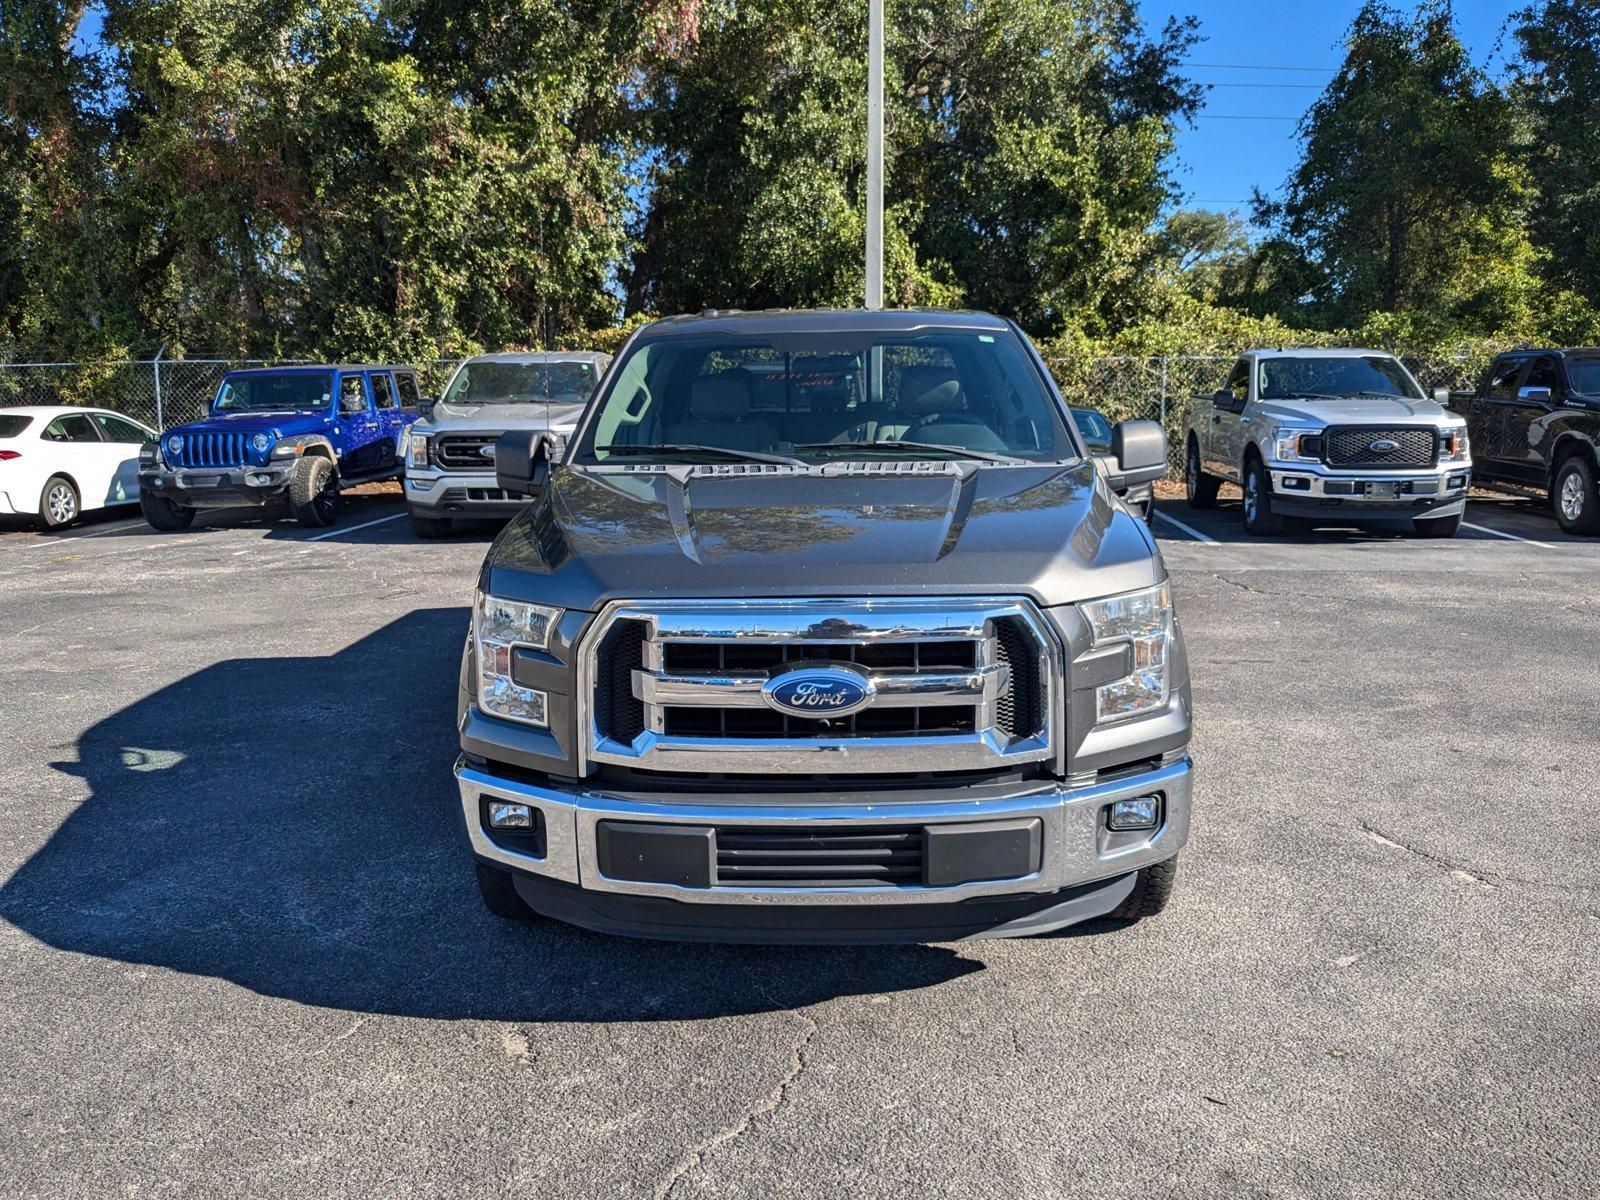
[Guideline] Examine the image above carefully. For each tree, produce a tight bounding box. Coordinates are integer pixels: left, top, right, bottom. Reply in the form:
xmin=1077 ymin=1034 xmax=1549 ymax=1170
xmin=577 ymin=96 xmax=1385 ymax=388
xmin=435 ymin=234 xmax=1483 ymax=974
xmin=1509 ymin=1 xmax=1600 ymax=306
xmin=1254 ymin=1 xmax=1537 ymax=331
xmin=627 ymin=0 xmax=1198 ymax=336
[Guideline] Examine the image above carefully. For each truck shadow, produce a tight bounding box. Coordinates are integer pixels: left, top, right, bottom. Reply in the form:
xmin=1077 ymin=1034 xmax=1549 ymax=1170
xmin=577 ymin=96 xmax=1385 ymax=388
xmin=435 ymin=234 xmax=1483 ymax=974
xmin=0 ymin=608 xmax=977 ymax=1020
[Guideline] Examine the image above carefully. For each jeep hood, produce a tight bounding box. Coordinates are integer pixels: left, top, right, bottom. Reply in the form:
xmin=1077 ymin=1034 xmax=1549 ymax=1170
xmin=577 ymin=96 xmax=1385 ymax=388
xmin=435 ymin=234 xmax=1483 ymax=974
xmin=1253 ymin=396 xmax=1459 ymax=426
xmin=171 ymin=410 xmax=334 ymax=438
xmin=423 ymin=400 xmax=586 ymax=432
xmin=485 ymin=460 xmax=1163 ymax=612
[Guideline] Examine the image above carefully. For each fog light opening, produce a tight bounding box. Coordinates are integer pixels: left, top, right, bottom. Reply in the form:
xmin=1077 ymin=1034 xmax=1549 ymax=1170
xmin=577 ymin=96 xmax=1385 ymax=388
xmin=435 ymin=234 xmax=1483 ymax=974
xmin=1107 ymin=795 xmax=1161 ymax=832
xmin=487 ymin=801 xmax=534 ymax=830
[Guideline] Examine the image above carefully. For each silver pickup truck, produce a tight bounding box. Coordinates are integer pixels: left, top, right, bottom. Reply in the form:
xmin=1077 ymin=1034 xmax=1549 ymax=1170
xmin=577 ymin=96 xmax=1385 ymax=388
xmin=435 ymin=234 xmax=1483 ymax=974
xmin=403 ymin=351 xmax=610 ymax=537
xmin=1182 ymin=348 xmax=1471 ymax=537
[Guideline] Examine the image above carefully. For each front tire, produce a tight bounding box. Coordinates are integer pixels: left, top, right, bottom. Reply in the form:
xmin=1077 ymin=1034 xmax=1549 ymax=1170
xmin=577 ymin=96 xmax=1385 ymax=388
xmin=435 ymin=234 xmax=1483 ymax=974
xmin=289 ymin=455 xmax=340 ymax=527
xmin=1185 ymin=439 xmax=1220 ymax=509
xmin=1412 ymin=512 xmax=1462 ymax=538
xmin=139 ymin=490 xmax=195 ymax=531
xmin=1109 ymin=856 xmax=1179 ymax=922
xmin=474 ymin=861 xmax=535 ymax=920
xmin=1552 ymin=455 xmax=1600 ymax=535
xmin=37 ymin=475 xmax=80 ymax=530
xmin=1241 ymin=455 xmax=1284 ymax=535
xmin=409 ymin=511 xmax=454 ymax=539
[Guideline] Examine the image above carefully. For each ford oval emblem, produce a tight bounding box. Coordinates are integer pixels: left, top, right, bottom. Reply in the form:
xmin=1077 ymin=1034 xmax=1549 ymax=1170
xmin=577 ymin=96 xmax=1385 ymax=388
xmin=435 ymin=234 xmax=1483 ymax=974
xmin=479 ymin=444 xmax=497 ymax=459
xmin=761 ymin=665 xmax=876 ymax=719
xmin=1369 ymin=438 xmax=1400 ymax=452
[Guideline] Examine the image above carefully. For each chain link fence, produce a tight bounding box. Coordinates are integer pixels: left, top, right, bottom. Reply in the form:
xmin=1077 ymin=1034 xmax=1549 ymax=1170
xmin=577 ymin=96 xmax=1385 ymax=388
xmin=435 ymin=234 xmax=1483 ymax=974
xmin=1 ymin=351 xmax=1493 ymax=469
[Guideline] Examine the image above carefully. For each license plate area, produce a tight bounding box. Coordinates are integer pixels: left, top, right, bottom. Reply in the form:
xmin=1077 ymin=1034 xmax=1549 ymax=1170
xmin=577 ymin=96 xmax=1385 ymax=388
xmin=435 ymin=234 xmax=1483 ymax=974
xmin=1363 ymin=480 xmax=1408 ymax=498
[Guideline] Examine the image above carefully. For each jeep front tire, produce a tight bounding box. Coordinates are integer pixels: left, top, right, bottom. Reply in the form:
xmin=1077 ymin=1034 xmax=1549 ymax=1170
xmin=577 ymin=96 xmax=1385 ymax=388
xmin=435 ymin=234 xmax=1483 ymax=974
xmin=289 ymin=455 xmax=339 ymax=527
xmin=139 ymin=490 xmax=195 ymax=531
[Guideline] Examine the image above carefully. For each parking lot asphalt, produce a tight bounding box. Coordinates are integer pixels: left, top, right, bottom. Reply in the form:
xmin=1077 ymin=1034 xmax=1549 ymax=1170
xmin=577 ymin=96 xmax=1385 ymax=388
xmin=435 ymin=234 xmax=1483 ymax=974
xmin=1 ymin=487 xmax=1597 ymax=1198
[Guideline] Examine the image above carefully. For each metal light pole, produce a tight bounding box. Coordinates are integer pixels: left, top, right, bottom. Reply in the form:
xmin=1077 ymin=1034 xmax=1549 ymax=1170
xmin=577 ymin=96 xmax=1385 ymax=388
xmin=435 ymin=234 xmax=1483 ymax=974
xmin=865 ymin=0 xmax=884 ymax=310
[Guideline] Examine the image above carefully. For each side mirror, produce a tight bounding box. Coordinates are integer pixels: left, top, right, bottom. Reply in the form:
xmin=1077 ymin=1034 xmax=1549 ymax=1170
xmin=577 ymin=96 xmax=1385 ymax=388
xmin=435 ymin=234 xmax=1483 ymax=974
xmin=1518 ymin=386 xmax=1553 ymax=403
xmin=1433 ymin=386 xmax=1453 ymax=404
xmin=1212 ymin=388 xmax=1242 ymax=413
xmin=495 ymin=430 xmax=551 ymax=498
xmin=419 ymin=397 xmax=437 ymax=420
xmin=1103 ymin=419 xmax=1168 ymax=491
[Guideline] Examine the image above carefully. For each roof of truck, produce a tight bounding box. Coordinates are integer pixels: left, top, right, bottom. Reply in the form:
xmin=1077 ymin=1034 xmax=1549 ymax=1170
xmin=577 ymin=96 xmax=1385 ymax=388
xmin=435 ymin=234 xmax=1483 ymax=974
xmin=460 ymin=351 xmax=610 ymax=364
xmin=221 ymin=364 xmax=416 ymax=375
xmin=1241 ymin=348 xmax=1398 ymax=359
xmin=642 ymin=308 xmax=1014 ymax=336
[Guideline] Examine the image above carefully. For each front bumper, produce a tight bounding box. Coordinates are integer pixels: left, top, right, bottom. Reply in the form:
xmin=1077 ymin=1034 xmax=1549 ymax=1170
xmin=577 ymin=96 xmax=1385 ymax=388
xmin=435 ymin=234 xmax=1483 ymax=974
xmin=406 ymin=472 xmax=526 ymax=518
xmin=139 ymin=465 xmax=293 ymax=508
xmin=458 ymin=756 xmax=1192 ymax=942
xmin=1266 ymin=462 xmax=1470 ymax=519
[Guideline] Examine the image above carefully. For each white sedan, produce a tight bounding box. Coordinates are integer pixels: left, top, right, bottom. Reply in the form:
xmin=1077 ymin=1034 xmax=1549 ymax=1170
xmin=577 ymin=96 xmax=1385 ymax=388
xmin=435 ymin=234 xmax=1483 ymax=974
xmin=0 ymin=406 xmax=158 ymax=529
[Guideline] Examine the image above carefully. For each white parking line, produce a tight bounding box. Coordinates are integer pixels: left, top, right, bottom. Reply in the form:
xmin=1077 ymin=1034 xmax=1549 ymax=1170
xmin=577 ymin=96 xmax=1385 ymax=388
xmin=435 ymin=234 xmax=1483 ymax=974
xmin=0 ymin=517 xmax=145 ymax=553
xmin=1152 ymin=509 xmax=1218 ymax=545
xmin=303 ymin=511 xmax=407 ymax=542
xmin=1462 ymin=520 xmax=1556 ymax=549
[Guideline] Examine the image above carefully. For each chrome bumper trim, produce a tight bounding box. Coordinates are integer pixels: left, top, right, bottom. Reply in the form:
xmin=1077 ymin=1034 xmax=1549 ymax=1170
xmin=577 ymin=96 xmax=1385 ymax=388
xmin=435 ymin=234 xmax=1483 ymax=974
xmin=457 ymin=757 xmax=1191 ymax=906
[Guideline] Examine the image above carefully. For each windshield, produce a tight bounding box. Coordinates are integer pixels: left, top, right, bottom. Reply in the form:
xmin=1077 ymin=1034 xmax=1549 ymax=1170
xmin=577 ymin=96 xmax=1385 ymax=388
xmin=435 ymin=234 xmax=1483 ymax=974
xmin=576 ymin=329 xmax=1074 ymax=464
xmin=1258 ymin=356 xmax=1423 ymax=401
xmin=442 ymin=361 xmax=597 ymax=406
xmin=214 ymin=372 xmax=334 ymax=413
xmin=1071 ymin=408 xmax=1113 ymax=451
xmin=0 ymin=415 xmax=33 ymax=438
xmin=1566 ymin=357 xmax=1600 ymax=395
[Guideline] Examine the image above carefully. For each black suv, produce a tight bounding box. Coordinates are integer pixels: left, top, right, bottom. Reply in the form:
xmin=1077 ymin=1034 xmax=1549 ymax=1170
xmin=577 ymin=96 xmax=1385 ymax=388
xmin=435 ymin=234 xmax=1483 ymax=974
xmin=1452 ymin=349 xmax=1600 ymax=534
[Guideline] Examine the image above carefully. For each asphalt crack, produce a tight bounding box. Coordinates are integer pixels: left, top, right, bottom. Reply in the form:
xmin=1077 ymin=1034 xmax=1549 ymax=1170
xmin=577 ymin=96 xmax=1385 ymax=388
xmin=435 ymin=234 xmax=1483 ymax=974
xmin=655 ymin=1008 xmax=819 ymax=1200
xmin=1361 ymin=820 xmax=1498 ymax=887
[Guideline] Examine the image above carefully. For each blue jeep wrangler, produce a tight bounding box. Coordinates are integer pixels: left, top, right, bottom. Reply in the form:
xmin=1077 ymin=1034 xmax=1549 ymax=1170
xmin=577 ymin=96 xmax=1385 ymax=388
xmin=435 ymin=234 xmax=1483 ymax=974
xmin=138 ymin=364 xmax=423 ymax=529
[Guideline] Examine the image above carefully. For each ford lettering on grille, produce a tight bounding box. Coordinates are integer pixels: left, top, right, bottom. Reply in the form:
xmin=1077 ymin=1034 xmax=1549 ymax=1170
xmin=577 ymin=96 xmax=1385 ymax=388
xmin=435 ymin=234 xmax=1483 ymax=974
xmin=762 ymin=667 xmax=876 ymax=719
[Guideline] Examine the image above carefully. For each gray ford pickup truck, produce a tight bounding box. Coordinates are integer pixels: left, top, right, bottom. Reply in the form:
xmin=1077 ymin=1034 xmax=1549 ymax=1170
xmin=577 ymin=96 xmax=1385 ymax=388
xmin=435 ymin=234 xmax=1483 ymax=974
xmin=457 ymin=309 xmax=1192 ymax=942
xmin=1183 ymin=348 xmax=1472 ymax=537
xmin=404 ymin=351 xmax=610 ymax=537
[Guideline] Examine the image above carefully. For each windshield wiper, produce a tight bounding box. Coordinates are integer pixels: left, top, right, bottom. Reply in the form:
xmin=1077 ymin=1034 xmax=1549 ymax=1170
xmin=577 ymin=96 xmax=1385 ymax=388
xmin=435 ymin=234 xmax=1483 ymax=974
xmin=598 ymin=443 xmax=807 ymax=467
xmin=795 ymin=440 xmax=1028 ymax=465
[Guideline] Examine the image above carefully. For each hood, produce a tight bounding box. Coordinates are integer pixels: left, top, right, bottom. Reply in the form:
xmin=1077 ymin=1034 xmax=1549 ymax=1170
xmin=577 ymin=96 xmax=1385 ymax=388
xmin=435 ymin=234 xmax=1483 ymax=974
xmin=1253 ymin=395 xmax=1460 ymax=426
xmin=421 ymin=400 xmax=586 ymax=433
xmin=170 ymin=410 xmax=333 ymax=438
xmin=485 ymin=460 xmax=1163 ymax=612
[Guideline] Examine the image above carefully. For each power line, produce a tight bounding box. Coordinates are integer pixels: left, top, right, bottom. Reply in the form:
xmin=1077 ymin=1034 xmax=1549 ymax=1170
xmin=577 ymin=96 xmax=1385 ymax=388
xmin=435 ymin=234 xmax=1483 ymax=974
xmin=1183 ymin=61 xmax=1337 ymax=73
xmin=1204 ymin=82 xmax=1322 ymax=89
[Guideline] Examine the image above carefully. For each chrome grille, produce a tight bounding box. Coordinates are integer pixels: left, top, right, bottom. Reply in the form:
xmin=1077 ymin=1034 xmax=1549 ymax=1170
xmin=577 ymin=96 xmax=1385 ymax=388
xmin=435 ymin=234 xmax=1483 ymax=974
xmin=581 ymin=599 xmax=1056 ymax=775
xmin=1323 ymin=426 xmax=1436 ymax=468
xmin=172 ymin=432 xmax=248 ymax=468
xmin=434 ymin=433 xmax=500 ymax=471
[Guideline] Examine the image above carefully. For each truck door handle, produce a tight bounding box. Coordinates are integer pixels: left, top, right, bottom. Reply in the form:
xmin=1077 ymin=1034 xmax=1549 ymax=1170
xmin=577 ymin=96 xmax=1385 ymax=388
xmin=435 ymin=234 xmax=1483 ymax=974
xmin=1211 ymin=415 xmax=1220 ymax=424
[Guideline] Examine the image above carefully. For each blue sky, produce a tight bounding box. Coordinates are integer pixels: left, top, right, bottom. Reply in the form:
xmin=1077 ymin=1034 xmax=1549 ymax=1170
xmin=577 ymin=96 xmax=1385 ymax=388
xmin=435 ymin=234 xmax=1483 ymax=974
xmin=1142 ymin=1 xmax=1519 ymax=215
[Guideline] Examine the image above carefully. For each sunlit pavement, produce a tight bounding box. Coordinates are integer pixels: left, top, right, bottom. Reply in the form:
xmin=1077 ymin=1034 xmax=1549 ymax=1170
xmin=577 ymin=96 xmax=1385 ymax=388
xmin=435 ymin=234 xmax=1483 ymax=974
xmin=1 ymin=488 xmax=1596 ymax=1197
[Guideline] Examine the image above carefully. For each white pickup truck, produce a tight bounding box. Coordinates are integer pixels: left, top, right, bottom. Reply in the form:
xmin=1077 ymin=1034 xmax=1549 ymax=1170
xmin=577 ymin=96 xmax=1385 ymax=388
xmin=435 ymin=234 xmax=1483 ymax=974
xmin=1182 ymin=348 xmax=1472 ymax=537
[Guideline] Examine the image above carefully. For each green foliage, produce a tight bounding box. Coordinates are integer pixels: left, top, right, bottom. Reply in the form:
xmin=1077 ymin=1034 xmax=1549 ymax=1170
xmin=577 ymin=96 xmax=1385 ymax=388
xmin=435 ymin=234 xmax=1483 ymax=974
xmin=1509 ymin=1 xmax=1600 ymax=308
xmin=1250 ymin=1 xmax=1536 ymax=330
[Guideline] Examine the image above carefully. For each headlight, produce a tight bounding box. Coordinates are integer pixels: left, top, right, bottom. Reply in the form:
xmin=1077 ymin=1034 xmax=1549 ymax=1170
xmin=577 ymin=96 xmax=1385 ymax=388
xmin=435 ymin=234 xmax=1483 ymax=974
xmin=474 ymin=593 xmax=562 ymax=727
xmin=250 ymin=432 xmax=272 ymax=454
xmin=165 ymin=434 xmax=182 ymax=455
xmin=407 ymin=432 xmax=429 ymax=470
xmin=1272 ymin=430 xmax=1321 ymax=463
xmin=1440 ymin=429 xmax=1469 ymax=462
xmin=1082 ymin=581 xmax=1174 ymax=723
